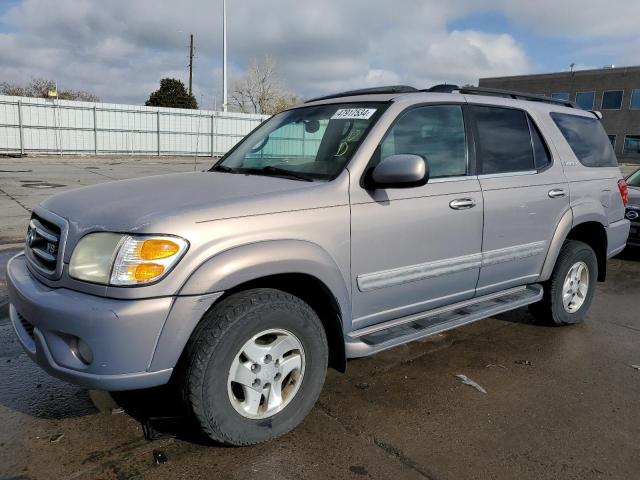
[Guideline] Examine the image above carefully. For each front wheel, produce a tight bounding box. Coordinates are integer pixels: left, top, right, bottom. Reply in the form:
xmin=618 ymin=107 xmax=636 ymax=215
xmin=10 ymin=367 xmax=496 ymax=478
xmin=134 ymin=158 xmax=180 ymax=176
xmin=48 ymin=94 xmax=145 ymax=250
xmin=181 ymin=288 xmax=328 ymax=446
xmin=529 ymin=240 xmax=598 ymax=326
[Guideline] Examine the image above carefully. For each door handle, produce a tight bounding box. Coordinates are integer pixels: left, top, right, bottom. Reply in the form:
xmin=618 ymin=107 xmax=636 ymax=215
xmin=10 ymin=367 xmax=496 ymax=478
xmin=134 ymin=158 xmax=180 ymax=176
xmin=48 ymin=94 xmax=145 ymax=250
xmin=449 ymin=198 xmax=477 ymax=210
xmin=548 ymin=189 xmax=566 ymax=198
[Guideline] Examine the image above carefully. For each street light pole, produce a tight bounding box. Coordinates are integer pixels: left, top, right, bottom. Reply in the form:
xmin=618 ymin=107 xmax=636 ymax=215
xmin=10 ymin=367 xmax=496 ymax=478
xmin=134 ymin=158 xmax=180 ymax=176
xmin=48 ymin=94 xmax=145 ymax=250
xmin=222 ymin=0 xmax=227 ymax=112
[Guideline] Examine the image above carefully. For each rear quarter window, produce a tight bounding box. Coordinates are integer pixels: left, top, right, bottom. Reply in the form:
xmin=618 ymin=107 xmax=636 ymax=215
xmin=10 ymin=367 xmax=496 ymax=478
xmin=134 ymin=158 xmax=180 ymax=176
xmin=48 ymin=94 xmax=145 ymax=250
xmin=550 ymin=112 xmax=618 ymax=167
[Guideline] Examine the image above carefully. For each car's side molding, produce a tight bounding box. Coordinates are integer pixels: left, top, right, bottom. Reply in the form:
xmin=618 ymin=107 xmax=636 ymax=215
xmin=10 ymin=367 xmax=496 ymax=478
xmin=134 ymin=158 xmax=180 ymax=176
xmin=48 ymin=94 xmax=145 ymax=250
xmin=179 ymin=239 xmax=351 ymax=328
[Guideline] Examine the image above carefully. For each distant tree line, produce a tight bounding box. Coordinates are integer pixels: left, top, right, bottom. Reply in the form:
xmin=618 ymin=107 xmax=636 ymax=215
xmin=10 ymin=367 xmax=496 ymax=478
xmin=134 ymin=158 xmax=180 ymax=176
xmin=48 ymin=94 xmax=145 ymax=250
xmin=0 ymin=77 xmax=99 ymax=102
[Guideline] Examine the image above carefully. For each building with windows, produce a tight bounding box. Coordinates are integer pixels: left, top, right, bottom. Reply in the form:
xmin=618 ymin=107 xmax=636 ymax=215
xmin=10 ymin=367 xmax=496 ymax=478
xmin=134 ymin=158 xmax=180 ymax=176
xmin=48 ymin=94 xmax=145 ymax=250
xmin=479 ymin=65 xmax=640 ymax=161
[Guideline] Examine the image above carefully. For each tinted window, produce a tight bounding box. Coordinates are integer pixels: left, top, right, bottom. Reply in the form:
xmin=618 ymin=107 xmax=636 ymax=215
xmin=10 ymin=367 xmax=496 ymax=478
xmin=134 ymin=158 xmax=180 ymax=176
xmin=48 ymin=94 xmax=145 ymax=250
xmin=624 ymin=135 xmax=640 ymax=156
xmin=608 ymin=135 xmax=617 ymax=148
xmin=630 ymin=89 xmax=640 ymax=110
xmin=552 ymin=92 xmax=570 ymax=101
xmin=473 ymin=106 xmax=534 ymax=174
xmin=551 ymin=112 xmax=618 ymax=167
xmin=601 ymin=90 xmax=623 ymax=110
xmin=575 ymin=92 xmax=595 ymax=110
xmin=529 ymin=118 xmax=551 ymax=169
xmin=381 ymin=105 xmax=467 ymax=178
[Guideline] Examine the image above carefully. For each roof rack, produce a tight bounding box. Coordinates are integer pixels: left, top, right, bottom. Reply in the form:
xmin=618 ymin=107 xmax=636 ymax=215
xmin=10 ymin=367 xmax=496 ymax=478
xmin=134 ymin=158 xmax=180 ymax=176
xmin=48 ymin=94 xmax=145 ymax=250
xmin=305 ymin=85 xmax=418 ymax=103
xmin=305 ymin=84 xmax=577 ymax=109
xmin=426 ymin=84 xmax=576 ymax=108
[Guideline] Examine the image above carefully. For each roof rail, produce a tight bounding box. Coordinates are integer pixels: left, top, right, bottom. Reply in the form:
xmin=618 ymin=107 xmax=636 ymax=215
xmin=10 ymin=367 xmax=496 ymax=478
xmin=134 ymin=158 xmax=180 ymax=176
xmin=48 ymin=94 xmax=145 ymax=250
xmin=458 ymin=86 xmax=577 ymax=108
xmin=305 ymin=85 xmax=418 ymax=103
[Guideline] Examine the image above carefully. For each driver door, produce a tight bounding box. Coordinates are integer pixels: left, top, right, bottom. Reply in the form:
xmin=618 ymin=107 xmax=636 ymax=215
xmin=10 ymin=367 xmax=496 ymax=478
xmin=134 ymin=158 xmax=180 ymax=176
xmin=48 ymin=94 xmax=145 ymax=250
xmin=349 ymin=104 xmax=484 ymax=330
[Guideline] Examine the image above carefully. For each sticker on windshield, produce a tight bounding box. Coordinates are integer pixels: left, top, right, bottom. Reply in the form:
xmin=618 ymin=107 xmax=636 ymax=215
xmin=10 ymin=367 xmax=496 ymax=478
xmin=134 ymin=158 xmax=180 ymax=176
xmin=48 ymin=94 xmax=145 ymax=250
xmin=331 ymin=108 xmax=377 ymax=120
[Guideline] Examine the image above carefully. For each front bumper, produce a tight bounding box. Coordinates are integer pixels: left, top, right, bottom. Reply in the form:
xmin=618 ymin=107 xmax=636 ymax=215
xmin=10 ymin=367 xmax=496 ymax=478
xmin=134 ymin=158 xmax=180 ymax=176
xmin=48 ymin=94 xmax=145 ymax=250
xmin=627 ymin=221 xmax=640 ymax=247
xmin=7 ymin=253 xmax=176 ymax=390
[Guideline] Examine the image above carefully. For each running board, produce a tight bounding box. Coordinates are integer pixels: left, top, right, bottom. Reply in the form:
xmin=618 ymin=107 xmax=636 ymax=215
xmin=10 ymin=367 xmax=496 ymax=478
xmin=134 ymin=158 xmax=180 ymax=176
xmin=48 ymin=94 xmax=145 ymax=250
xmin=345 ymin=284 xmax=543 ymax=358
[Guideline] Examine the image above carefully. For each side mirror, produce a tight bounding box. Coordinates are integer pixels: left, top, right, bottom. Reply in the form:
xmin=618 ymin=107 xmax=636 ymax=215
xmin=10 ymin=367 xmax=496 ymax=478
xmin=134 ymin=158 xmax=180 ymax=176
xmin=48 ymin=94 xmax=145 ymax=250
xmin=370 ymin=154 xmax=429 ymax=189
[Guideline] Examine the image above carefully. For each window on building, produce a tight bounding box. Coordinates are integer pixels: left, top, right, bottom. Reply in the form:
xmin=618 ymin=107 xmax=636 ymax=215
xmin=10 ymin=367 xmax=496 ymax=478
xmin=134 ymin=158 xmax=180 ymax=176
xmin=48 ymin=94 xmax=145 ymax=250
xmin=472 ymin=106 xmax=534 ymax=174
xmin=575 ymin=92 xmax=595 ymax=110
xmin=608 ymin=135 xmax=617 ymax=148
xmin=601 ymin=90 xmax=624 ymax=110
xmin=551 ymin=112 xmax=618 ymax=167
xmin=380 ymin=105 xmax=467 ymax=178
xmin=630 ymin=89 xmax=640 ymax=110
xmin=623 ymin=135 xmax=640 ymax=156
xmin=551 ymin=92 xmax=570 ymax=101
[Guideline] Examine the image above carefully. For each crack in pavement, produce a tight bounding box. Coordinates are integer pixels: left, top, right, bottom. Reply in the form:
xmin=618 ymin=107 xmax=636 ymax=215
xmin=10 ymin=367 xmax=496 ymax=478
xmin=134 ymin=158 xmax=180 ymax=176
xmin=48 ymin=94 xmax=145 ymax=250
xmin=0 ymin=186 xmax=31 ymax=213
xmin=316 ymin=401 xmax=439 ymax=480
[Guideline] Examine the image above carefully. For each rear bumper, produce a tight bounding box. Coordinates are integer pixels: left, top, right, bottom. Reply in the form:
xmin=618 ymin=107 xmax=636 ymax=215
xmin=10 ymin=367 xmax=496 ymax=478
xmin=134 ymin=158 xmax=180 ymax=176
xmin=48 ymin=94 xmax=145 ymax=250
xmin=7 ymin=253 xmax=175 ymax=390
xmin=606 ymin=219 xmax=631 ymax=257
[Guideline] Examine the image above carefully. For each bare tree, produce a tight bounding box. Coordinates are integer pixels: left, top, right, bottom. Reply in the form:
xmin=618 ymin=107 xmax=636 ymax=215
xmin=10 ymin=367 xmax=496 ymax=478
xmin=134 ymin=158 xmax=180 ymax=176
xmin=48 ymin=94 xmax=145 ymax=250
xmin=230 ymin=56 xmax=299 ymax=115
xmin=0 ymin=77 xmax=99 ymax=102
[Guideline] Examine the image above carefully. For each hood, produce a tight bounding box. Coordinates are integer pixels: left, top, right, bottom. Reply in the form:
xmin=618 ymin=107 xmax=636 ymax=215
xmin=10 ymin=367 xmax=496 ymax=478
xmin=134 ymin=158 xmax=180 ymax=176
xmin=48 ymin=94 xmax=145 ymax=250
xmin=42 ymin=171 xmax=343 ymax=234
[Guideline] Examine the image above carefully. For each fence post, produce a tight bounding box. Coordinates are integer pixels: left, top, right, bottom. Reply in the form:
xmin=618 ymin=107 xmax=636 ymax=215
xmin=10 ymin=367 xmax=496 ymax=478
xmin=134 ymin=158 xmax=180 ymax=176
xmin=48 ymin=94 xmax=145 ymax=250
xmin=17 ymin=100 xmax=24 ymax=156
xmin=156 ymin=111 xmax=161 ymax=156
xmin=210 ymin=113 xmax=215 ymax=157
xmin=93 ymin=106 xmax=98 ymax=155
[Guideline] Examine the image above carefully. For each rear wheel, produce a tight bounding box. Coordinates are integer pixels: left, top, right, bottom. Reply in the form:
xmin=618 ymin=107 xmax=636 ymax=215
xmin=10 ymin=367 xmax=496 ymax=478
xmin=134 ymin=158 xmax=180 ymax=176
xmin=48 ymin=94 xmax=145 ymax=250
xmin=181 ymin=288 xmax=328 ymax=445
xmin=529 ymin=240 xmax=598 ymax=326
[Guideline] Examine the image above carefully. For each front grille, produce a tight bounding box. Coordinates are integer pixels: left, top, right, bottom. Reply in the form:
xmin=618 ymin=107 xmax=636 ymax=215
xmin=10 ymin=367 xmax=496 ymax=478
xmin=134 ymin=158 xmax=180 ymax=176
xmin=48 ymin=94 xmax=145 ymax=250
xmin=25 ymin=210 xmax=67 ymax=279
xmin=17 ymin=311 xmax=35 ymax=339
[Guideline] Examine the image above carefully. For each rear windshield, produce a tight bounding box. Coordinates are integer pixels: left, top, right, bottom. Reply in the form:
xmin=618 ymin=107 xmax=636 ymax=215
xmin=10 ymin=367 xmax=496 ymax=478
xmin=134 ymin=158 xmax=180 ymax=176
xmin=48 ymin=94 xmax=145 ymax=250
xmin=214 ymin=103 xmax=386 ymax=181
xmin=550 ymin=112 xmax=618 ymax=167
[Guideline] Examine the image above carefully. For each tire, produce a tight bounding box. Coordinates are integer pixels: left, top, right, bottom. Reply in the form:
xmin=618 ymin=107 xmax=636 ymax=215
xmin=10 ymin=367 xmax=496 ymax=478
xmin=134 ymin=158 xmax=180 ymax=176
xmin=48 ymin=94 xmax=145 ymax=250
xmin=181 ymin=288 xmax=328 ymax=446
xmin=529 ymin=240 xmax=598 ymax=326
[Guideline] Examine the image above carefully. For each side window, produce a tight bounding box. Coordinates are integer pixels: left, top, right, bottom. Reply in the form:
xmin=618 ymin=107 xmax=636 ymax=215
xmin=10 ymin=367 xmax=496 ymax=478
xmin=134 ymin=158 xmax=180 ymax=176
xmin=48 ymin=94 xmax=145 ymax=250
xmin=529 ymin=117 xmax=551 ymax=169
xmin=472 ymin=106 xmax=534 ymax=174
xmin=381 ymin=105 xmax=467 ymax=178
xmin=550 ymin=112 xmax=618 ymax=167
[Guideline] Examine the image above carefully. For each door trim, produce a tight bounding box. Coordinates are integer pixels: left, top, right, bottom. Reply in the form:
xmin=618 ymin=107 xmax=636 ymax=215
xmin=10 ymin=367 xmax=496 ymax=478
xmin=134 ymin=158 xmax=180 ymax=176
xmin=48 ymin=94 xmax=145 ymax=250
xmin=357 ymin=240 xmax=546 ymax=292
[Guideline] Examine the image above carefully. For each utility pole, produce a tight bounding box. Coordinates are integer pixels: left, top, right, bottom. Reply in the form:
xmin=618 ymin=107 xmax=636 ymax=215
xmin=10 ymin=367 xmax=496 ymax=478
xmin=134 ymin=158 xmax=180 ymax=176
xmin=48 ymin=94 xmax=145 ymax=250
xmin=222 ymin=0 xmax=227 ymax=112
xmin=188 ymin=33 xmax=194 ymax=96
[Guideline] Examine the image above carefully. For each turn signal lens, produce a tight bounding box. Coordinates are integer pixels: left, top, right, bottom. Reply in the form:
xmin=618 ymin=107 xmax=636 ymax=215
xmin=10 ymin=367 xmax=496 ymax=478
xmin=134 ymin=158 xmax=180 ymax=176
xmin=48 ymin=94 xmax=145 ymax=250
xmin=139 ymin=239 xmax=180 ymax=260
xmin=110 ymin=235 xmax=189 ymax=285
xmin=130 ymin=263 xmax=165 ymax=281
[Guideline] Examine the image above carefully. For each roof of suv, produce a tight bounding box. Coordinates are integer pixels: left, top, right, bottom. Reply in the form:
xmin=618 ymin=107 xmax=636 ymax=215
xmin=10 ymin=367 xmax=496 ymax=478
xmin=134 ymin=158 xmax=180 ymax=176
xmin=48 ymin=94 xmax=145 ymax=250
xmin=303 ymin=84 xmax=586 ymax=113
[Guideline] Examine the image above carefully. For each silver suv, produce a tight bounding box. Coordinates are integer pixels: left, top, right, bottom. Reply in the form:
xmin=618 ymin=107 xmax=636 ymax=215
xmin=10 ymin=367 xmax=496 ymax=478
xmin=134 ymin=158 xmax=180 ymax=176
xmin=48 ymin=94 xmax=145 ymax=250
xmin=7 ymin=85 xmax=630 ymax=445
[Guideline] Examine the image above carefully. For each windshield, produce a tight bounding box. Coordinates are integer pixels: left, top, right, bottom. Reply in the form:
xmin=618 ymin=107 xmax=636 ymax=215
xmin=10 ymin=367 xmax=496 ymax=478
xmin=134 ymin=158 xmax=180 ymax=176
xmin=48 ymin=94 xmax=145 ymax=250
xmin=213 ymin=103 xmax=386 ymax=181
xmin=628 ymin=168 xmax=640 ymax=188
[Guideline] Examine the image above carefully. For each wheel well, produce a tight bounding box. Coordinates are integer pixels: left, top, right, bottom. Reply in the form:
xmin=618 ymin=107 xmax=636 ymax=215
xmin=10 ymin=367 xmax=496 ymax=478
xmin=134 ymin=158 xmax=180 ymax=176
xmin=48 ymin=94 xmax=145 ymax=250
xmin=566 ymin=222 xmax=607 ymax=281
xmin=221 ymin=273 xmax=347 ymax=372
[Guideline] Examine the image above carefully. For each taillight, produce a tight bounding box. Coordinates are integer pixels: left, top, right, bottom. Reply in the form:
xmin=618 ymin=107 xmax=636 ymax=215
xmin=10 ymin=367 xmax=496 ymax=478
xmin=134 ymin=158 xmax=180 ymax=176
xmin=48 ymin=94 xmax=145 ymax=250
xmin=618 ymin=179 xmax=629 ymax=206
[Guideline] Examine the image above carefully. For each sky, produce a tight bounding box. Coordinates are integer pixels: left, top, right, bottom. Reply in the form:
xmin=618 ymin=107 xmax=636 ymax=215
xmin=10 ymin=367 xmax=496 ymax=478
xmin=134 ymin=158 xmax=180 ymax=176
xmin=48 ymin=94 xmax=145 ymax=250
xmin=0 ymin=0 xmax=639 ymax=109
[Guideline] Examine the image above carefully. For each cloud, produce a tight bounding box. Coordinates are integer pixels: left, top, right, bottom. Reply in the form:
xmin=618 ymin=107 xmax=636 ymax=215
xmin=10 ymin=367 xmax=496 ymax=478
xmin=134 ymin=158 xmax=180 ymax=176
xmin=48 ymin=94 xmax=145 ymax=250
xmin=0 ymin=0 xmax=634 ymax=107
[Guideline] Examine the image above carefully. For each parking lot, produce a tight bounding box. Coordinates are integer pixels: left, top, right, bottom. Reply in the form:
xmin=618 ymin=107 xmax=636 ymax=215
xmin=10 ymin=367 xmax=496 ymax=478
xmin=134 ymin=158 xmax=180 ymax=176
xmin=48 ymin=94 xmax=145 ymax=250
xmin=1 ymin=156 xmax=639 ymax=480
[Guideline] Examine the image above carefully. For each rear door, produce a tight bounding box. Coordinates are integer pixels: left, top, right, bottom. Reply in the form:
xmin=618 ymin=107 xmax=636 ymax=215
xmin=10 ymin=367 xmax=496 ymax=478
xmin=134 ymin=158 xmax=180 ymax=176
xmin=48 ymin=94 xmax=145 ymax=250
xmin=469 ymin=103 xmax=570 ymax=295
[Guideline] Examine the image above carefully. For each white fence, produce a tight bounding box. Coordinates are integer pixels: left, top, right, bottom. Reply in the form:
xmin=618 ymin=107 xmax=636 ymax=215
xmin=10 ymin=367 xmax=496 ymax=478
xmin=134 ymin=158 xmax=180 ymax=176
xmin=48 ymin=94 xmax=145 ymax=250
xmin=0 ymin=95 xmax=269 ymax=156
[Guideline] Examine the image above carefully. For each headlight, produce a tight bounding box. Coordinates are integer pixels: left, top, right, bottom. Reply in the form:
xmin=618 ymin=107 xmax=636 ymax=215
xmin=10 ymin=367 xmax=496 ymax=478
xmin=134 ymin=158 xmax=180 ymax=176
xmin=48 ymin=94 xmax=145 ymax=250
xmin=69 ymin=233 xmax=188 ymax=286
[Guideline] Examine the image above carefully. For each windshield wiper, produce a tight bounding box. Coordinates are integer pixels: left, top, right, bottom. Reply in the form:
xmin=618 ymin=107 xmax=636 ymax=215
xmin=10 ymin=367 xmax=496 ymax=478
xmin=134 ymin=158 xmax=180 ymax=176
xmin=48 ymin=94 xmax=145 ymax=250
xmin=238 ymin=166 xmax=315 ymax=182
xmin=210 ymin=165 xmax=238 ymax=173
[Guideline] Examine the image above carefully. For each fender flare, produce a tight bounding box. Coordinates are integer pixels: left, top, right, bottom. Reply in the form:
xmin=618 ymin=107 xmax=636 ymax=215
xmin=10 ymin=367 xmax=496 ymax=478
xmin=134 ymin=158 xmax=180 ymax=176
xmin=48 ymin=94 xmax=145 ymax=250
xmin=179 ymin=239 xmax=351 ymax=320
xmin=149 ymin=240 xmax=351 ymax=372
xmin=539 ymin=206 xmax=610 ymax=282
